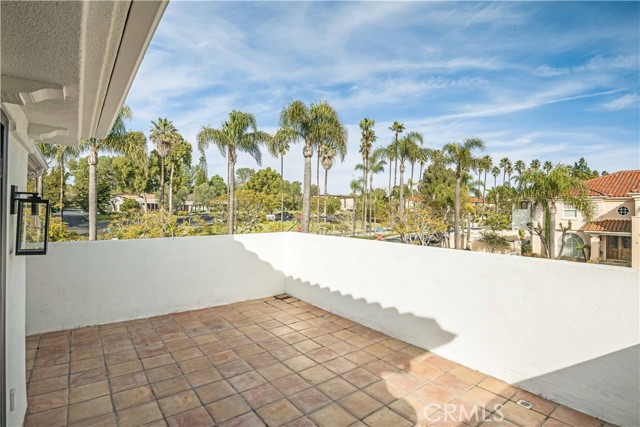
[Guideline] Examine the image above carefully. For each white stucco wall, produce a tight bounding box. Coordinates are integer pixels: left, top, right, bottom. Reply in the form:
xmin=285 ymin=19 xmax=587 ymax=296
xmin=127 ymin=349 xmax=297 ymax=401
xmin=5 ymin=139 xmax=29 ymax=427
xmin=26 ymin=233 xmax=288 ymax=334
xmin=25 ymin=233 xmax=639 ymax=426
xmin=284 ymin=234 xmax=640 ymax=427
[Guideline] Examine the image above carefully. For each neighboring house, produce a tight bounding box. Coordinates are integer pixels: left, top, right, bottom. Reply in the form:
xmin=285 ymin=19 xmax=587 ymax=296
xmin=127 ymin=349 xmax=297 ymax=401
xmin=109 ymin=193 xmax=160 ymax=212
xmin=531 ymin=170 xmax=640 ymax=268
xmin=337 ymin=195 xmax=356 ymax=211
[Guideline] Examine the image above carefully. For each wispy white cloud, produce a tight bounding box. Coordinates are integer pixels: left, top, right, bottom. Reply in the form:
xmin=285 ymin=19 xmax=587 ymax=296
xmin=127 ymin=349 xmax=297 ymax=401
xmin=597 ymin=93 xmax=639 ymax=111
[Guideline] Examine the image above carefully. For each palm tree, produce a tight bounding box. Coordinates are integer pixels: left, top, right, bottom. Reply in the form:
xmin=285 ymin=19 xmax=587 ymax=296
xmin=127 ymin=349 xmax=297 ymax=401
xmin=530 ymin=159 xmax=541 ymax=170
xmin=79 ymin=105 xmax=145 ymax=240
xmin=279 ymin=100 xmax=347 ymax=233
xmin=269 ymin=127 xmax=294 ymax=221
xmin=349 ymin=178 xmax=363 ymax=236
xmin=166 ymin=136 xmax=191 ymax=213
xmin=519 ymin=165 xmax=594 ymax=259
xmin=543 ymin=161 xmax=553 ymax=174
xmin=479 ymin=155 xmax=492 ymax=215
xmin=417 ymin=147 xmax=431 ymax=184
xmin=388 ymin=121 xmax=405 ymax=188
xmin=53 ymin=144 xmax=78 ymax=222
xmin=514 ymin=160 xmax=526 ymax=177
xmin=444 ymin=138 xmax=485 ymax=249
xmin=491 ymin=166 xmax=500 ymax=213
xmin=499 ymin=157 xmax=512 ymax=186
xmin=412 ymin=146 xmax=431 ymax=197
xmin=367 ymin=155 xmax=386 ymax=228
xmin=397 ymin=131 xmax=423 ymax=214
xmin=359 ymin=118 xmax=376 ymax=233
xmin=320 ymin=144 xmax=336 ymax=231
xmin=373 ymin=144 xmax=395 ymax=200
xmin=149 ymin=118 xmax=179 ymax=210
xmin=197 ymin=111 xmax=270 ymax=234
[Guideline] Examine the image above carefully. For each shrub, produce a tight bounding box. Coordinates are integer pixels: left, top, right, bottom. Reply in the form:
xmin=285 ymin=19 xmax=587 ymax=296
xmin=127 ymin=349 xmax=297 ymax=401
xmin=120 ymin=199 xmax=140 ymax=214
xmin=479 ymin=231 xmax=510 ymax=253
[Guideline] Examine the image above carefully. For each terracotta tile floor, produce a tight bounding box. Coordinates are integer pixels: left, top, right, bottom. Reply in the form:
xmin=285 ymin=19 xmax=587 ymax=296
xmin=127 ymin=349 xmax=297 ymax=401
xmin=25 ymin=296 xmax=612 ymax=427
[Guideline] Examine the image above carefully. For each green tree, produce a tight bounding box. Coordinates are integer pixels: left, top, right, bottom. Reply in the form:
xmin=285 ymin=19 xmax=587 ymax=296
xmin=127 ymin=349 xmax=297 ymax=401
xmin=194 ymin=154 xmax=209 ymax=187
xmin=193 ymin=183 xmax=217 ymax=209
xmin=444 ymin=138 xmax=485 ymax=249
xmin=279 ymin=100 xmax=347 ymax=233
xmin=571 ymin=157 xmax=599 ymax=180
xmin=245 ymin=167 xmax=281 ymax=195
xmin=198 ymin=111 xmax=270 ymax=234
xmin=235 ymin=168 xmax=255 ymax=188
xmin=79 ymin=105 xmax=144 ymax=239
xmin=209 ymin=175 xmax=227 ymax=197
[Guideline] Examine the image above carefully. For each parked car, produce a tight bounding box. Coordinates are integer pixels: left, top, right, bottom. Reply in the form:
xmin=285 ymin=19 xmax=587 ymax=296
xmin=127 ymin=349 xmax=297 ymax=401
xmin=266 ymin=214 xmax=276 ymax=221
xmin=274 ymin=212 xmax=294 ymax=221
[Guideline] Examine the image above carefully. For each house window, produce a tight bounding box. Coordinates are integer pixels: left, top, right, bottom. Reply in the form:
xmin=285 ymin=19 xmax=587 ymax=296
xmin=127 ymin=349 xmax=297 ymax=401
xmin=563 ymin=204 xmax=577 ymax=219
xmin=558 ymin=233 xmax=584 ymax=258
xmin=617 ymin=206 xmax=630 ymax=216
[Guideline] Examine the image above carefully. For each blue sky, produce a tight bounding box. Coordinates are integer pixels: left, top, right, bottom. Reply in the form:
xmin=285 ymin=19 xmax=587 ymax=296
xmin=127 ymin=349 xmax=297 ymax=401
xmin=125 ymin=1 xmax=640 ymax=194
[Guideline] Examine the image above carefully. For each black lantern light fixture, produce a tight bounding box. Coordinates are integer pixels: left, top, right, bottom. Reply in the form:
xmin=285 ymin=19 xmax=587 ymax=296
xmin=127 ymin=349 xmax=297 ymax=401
xmin=10 ymin=185 xmax=50 ymax=255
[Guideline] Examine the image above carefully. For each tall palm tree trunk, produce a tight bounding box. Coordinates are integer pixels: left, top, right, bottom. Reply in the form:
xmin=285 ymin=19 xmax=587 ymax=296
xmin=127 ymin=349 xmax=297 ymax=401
xmin=59 ymin=157 xmax=65 ymax=223
xmin=398 ymin=162 xmax=405 ymax=214
xmin=388 ymin=156 xmax=392 ymax=199
xmin=160 ymin=158 xmax=165 ymax=209
xmin=88 ymin=147 xmax=98 ymax=240
xmin=228 ymin=149 xmax=236 ymax=235
xmin=393 ymin=156 xmax=398 ymax=188
xmin=410 ymin=161 xmax=415 ymax=197
xmin=548 ymin=203 xmax=557 ymax=259
xmin=316 ymin=154 xmax=320 ymax=232
xmin=369 ymin=175 xmax=374 ymax=230
xmin=493 ymin=176 xmax=499 ymax=214
xmin=169 ymin=162 xmax=175 ymax=213
xmin=280 ymin=155 xmax=285 ymax=221
xmin=482 ymin=171 xmax=488 ymax=214
xmin=323 ymin=168 xmax=328 ymax=233
xmin=466 ymin=214 xmax=472 ymax=250
xmin=301 ymin=141 xmax=313 ymax=233
xmin=454 ymin=175 xmax=461 ymax=249
xmin=361 ymin=162 xmax=367 ymax=233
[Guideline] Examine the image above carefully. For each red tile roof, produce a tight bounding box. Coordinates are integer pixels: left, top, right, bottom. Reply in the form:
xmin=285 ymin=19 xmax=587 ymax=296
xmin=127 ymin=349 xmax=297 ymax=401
xmin=584 ymin=219 xmax=632 ymax=233
xmin=586 ymin=170 xmax=640 ymax=197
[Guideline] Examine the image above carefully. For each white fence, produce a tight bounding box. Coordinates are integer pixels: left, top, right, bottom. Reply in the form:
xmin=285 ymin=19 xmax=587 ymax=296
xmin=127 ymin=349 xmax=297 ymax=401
xmin=27 ymin=233 xmax=639 ymax=426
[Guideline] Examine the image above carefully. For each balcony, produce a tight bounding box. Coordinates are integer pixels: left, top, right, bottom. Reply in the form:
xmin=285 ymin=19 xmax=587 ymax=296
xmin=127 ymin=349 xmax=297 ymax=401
xmin=25 ymin=233 xmax=639 ymax=426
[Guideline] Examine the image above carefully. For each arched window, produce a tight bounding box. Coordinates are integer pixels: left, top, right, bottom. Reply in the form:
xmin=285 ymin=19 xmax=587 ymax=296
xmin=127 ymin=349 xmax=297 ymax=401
xmin=558 ymin=233 xmax=584 ymax=258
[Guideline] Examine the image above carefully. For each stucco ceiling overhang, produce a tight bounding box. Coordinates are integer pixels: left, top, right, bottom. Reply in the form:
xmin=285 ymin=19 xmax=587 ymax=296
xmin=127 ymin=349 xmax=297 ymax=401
xmin=1 ymin=0 xmax=167 ymax=150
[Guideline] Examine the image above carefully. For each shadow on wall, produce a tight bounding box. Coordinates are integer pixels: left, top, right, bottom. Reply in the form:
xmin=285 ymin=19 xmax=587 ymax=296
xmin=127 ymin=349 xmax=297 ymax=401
xmin=516 ymin=345 xmax=640 ymax=426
